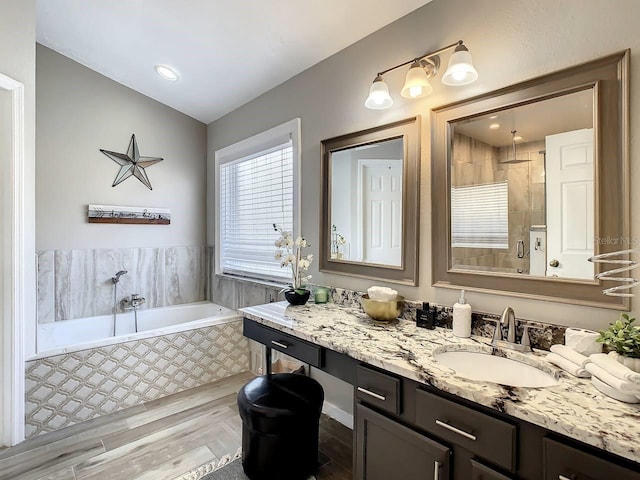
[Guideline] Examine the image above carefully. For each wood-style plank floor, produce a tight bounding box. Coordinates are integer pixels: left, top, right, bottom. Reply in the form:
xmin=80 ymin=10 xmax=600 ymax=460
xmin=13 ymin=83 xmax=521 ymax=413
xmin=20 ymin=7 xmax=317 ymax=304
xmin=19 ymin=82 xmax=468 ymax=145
xmin=0 ymin=372 xmax=353 ymax=480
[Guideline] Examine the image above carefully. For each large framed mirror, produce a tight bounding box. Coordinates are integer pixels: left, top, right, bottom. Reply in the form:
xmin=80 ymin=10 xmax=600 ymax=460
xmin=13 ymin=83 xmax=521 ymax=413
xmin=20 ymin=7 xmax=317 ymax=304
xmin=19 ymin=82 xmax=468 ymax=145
xmin=432 ymin=51 xmax=629 ymax=309
xmin=320 ymin=117 xmax=420 ymax=285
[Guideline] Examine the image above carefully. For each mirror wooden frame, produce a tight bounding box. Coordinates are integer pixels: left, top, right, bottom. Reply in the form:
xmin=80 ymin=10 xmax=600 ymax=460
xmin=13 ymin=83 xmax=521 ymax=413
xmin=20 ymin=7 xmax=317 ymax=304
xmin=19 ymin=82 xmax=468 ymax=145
xmin=432 ymin=51 xmax=629 ymax=309
xmin=320 ymin=117 xmax=421 ymax=285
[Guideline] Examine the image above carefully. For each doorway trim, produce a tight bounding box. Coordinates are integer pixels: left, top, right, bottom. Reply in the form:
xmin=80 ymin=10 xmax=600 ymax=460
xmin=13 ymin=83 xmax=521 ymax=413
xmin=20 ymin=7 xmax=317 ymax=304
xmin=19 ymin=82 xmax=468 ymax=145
xmin=0 ymin=72 xmax=26 ymax=446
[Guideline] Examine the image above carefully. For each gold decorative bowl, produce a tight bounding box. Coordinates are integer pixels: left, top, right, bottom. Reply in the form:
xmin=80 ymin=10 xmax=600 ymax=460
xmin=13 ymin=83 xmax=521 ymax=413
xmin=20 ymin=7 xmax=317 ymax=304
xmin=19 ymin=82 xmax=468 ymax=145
xmin=361 ymin=294 xmax=404 ymax=322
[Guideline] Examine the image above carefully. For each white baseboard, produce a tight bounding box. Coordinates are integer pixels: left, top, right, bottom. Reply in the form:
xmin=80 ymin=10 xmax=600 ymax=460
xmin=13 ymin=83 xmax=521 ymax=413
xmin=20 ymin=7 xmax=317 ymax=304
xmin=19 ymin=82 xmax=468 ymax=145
xmin=322 ymin=400 xmax=353 ymax=429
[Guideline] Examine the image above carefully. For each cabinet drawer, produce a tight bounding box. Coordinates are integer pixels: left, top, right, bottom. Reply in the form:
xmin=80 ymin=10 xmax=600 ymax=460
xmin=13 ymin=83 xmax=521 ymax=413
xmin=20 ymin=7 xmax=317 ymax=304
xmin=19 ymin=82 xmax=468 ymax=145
xmin=243 ymin=318 xmax=322 ymax=367
xmin=471 ymin=459 xmax=513 ymax=480
xmin=356 ymin=365 xmax=401 ymax=415
xmin=543 ymin=438 xmax=640 ymax=480
xmin=416 ymin=388 xmax=517 ymax=472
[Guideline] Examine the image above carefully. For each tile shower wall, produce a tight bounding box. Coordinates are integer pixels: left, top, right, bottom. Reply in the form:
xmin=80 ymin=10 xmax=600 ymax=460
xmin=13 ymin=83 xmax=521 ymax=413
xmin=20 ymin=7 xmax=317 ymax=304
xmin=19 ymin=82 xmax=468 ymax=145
xmin=451 ymin=133 xmax=546 ymax=273
xmin=25 ymin=320 xmax=248 ymax=437
xmin=37 ymin=245 xmax=207 ymax=323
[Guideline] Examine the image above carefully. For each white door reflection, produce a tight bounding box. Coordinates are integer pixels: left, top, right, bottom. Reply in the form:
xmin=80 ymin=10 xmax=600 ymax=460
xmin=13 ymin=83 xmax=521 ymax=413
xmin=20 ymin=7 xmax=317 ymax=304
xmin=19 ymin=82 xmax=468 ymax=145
xmin=330 ymin=137 xmax=403 ymax=266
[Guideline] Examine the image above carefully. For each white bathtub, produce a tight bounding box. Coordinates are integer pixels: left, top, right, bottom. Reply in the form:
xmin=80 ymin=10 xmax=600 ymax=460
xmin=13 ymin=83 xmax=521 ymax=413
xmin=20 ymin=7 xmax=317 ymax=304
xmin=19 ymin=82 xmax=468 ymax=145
xmin=26 ymin=300 xmax=249 ymax=437
xmin=33 ymin=301 xmax=240 ymax=360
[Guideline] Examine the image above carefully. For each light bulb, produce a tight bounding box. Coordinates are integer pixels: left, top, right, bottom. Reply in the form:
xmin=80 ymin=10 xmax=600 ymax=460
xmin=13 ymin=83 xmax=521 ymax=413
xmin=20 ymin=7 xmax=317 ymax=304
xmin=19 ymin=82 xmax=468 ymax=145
xmin=442 ymin=44 xmax=478 ymax=86
xmin=365 ymin=76 xmax=393 ymax=109
xmin=401 ymin=62 xmax=432 ymax=99
xmin=409 ymin=85 xmax=422 ymax=97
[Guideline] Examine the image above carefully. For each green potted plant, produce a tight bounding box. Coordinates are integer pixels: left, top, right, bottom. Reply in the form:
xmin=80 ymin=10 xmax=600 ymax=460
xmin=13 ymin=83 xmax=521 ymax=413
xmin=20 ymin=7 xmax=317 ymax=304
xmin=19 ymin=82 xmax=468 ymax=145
xmin=597 ymin=313 xmax=640 ymax=372
xmin=273 ymin=224 xmax=313 ymax=305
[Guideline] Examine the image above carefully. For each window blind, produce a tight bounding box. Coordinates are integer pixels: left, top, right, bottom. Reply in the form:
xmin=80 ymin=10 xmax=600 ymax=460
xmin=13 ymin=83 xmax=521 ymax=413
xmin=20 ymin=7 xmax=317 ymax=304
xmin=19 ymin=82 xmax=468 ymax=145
xmin=219 ymin=141 xmax=294 ymax=281
xmin=451 ymin=181 xmax=508 ymax=249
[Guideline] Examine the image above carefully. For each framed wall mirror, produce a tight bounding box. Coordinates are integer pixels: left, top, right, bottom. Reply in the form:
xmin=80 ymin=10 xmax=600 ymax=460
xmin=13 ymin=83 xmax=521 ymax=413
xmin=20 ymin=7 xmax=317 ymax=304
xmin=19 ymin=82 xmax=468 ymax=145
xmin=432 ymin=51 xmax=629 ymax=309
xmin=320 ymin=117 xmax=420 ymax=285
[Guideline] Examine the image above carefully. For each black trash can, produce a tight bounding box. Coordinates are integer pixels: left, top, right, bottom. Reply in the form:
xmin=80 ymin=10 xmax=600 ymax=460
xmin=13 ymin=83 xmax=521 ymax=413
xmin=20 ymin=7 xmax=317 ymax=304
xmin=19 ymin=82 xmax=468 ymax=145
xmin=237 ymin=373 xmax=324 ymax=480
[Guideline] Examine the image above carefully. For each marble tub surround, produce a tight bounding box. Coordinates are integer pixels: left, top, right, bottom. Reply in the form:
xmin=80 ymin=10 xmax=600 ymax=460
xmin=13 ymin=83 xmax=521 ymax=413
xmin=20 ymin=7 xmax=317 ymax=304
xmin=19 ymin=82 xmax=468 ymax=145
xmin=240 ymin=302 xmax=640 ymax=463
xmin=37 ymin=245 xmax=207 ymax=323
xmin=323 ymin=285 xmax=564 ymax=350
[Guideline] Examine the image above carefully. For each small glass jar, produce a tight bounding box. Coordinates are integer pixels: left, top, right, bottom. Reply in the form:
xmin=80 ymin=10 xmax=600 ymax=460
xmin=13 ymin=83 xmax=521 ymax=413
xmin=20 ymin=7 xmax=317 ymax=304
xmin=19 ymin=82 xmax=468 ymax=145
xmin=314 ymin=286 xmax=329 ymax=304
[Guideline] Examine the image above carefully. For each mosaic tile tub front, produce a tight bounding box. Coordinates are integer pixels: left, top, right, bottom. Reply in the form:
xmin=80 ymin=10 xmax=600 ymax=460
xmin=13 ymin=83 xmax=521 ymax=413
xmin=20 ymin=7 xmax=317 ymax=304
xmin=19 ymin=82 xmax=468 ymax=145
xmin=25 ymin=320 xmax=249 ymax=438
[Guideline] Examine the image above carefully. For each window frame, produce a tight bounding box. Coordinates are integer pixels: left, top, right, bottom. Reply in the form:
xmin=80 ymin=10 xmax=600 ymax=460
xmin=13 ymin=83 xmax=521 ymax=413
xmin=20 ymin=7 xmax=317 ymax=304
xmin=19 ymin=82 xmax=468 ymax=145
xmin=212 ymin=118 xmax=301 ymax=284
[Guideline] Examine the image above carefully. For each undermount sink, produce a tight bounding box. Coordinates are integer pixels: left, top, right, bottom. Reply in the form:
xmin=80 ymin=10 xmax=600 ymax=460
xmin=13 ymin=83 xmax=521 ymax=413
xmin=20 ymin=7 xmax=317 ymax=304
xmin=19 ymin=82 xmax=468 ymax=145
xmin=434 ymin=349 xmax=559 ymax=388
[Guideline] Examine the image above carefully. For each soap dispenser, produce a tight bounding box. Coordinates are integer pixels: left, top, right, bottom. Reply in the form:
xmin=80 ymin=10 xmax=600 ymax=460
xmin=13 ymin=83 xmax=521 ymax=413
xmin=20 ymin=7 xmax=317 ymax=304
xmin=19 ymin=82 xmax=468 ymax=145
xmin=452 ymin=290 xmax=472 ymax=338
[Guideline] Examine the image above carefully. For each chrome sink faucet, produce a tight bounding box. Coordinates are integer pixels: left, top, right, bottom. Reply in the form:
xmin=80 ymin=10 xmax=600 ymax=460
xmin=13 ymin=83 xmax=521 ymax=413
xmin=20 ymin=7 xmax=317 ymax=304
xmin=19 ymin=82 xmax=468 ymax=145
xmin=484 ymin=307 xmax=540 ymax=353
xmin=501 ymin=307 xmax=517 ymax=343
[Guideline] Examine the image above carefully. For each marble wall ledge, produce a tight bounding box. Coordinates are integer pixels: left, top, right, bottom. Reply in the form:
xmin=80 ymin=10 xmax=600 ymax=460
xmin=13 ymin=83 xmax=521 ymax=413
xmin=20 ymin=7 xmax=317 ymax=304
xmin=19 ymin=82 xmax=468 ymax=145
xmin=240 ymin=302 xmax=640 ymax=464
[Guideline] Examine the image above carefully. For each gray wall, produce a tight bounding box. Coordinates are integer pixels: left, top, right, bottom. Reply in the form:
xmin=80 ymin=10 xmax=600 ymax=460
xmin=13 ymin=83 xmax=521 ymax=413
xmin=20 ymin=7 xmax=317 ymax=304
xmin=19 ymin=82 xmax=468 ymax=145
xmin=36 ymin=45 xmax=208 ymax=323
xmin=207 ymin=0 xmax=640 ymax=330
xmin=36 ymin=45 xmax=207 ymax=251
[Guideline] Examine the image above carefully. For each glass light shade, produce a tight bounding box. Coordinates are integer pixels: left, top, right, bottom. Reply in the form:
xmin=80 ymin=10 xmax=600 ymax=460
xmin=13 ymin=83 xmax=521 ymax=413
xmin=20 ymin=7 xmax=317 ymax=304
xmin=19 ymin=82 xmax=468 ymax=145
xmin=442 ymin=46 xmax=478 ymax=86
xmin=401 ymin=64 xmax=433 ymax=98
xmin=365 ymin=77 xmax=393 ymax=109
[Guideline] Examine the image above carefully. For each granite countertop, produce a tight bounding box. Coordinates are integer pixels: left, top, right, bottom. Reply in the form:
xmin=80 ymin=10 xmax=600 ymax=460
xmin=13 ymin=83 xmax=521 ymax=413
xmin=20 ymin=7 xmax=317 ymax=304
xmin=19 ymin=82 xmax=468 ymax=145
xmin=240 ymin=301 xmax=640 ymax=464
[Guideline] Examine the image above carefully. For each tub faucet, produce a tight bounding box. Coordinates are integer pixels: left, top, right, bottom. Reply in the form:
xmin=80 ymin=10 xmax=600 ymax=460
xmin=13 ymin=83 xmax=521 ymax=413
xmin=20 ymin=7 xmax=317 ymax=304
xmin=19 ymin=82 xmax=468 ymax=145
xmin=123 ymin=293 xmax=145 ymax=309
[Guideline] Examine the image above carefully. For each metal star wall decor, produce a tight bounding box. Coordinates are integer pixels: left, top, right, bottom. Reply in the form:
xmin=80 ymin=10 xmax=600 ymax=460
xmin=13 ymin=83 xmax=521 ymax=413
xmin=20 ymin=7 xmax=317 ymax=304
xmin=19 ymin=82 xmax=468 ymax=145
xmin=100 ymin=134 xmax=163 ymax=190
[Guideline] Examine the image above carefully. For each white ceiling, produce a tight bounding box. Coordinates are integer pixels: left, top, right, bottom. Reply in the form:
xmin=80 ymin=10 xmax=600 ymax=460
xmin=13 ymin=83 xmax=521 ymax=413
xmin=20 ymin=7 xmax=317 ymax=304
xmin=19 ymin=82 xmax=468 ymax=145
xmin=454 ymin=89 xmax=594 ymax=147
xmin=36 ymin=0 xmax=432 ymax=124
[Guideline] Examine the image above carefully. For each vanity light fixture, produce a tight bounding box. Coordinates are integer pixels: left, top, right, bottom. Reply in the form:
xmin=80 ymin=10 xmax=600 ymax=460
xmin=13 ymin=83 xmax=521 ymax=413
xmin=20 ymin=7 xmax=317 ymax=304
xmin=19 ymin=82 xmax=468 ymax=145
xmin=154 ymin=64 xmax=180 ymax=81
xmin=364 ymin=40 xmax=478 ymax=110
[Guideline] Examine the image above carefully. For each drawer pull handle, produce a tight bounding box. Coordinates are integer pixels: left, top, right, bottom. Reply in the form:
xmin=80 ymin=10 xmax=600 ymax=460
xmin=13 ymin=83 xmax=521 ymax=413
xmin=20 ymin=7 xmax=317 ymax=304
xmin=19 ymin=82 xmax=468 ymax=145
xmin=271 ymin=340 xmax=289 ymax=349
xmin=558 ymin=476 xmax=573 ymax=480
xmin=433 ymin=460 xmax=440 ymax=480
xmin=435 ymin=419 xmax=477 ymax=441
xmin=357 ymin=386 xmax=387 ymax=401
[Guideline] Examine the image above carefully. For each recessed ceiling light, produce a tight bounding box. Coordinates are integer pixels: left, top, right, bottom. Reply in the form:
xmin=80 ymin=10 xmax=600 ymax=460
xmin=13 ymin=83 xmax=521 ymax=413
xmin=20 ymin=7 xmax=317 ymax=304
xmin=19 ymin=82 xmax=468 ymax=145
xmin=513 ymin=135 xmax=523 ymax=141
xmin=489 ymin=123 xmax=501 ymax=130
xmin=154 ymin=64 xmax=179 ymax=81
xmin=489 ymin=115 xmax=498 ymax=119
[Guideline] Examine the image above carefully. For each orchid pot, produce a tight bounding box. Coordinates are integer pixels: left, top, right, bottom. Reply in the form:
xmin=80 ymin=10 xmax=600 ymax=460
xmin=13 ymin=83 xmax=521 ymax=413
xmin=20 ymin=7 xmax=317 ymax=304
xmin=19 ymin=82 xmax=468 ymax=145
xmin=284 ymin=288 xmax=311 ymax=306
xmin=274 ymin=224 xmax=314 ymax=306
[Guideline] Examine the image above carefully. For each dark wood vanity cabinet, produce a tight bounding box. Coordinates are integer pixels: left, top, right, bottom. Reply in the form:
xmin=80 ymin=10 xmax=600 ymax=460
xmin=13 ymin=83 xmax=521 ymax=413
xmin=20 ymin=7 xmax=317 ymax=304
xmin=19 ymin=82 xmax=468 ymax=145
xmin=355 ymin=404 xmax=451 ymax=480
xmin=355 ymin=365 xmax=401 ymax=416
xmin=470 ymin=459 xmax=514 ymax=480
xmin=243 ymin=318 xmax=322 ymax=367
xmin=415 ymin=388 xmax=517 ymax=473
xmin=543 ymin=438 xmax=640 ymax=480
xmin=356 ymin=375 xmax=640 ymax=480
xmin=242 ymin=318 xmax=640 ymax=480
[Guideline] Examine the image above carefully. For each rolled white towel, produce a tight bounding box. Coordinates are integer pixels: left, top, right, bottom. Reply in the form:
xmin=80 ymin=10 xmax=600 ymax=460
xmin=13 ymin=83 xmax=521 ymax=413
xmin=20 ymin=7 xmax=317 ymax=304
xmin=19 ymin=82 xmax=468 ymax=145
xmin=546 ymin=353 xmax=591 ymax=378
xmin=367 ymin=286 xmax=398 ymax=302
xmin=591 ymin=376 xmax=640 ymax=404
xmin=584 ymin=363 xmax=640 ymax=394
xmin=549 ymin=344 xmax=592 ymax=368
xmin=596 ymin=352 xmax=640 ymax=383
